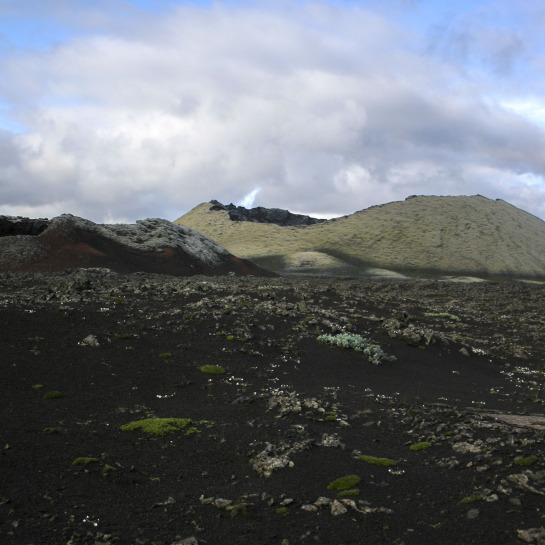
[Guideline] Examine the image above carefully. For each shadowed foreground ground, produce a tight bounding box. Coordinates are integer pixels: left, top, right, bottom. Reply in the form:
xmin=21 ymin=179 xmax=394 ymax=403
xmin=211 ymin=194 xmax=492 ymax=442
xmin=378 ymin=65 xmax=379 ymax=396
xmin=2 ymin=270 xmax=545 ymax=545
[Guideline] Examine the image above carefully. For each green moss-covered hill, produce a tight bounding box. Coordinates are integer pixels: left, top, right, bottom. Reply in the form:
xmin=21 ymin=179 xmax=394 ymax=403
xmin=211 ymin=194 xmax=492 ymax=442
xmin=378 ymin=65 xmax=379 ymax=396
xmin=175 ymin=195 xmax=545 ymax=279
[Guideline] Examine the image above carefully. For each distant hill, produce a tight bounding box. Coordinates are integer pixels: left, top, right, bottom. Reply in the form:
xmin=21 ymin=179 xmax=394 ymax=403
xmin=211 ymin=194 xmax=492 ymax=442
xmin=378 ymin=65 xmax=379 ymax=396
xmin=175 ymin=195 xmax=545 ymax=279
xmin=0 ymin=214 xmax=274 ymax=277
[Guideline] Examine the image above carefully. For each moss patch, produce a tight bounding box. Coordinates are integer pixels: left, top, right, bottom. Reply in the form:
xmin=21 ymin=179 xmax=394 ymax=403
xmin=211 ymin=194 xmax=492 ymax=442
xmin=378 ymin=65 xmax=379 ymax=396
xmin=72 ymin=457 xmax=98 ymax=466
xmin=338 ymin=488 xmax=360 ymax=497
xmin=327 ymin=475 xmax=361 ymax=491
xmin=42 ymin=427 xmax=60 ymax=434
xmin=43 ymin=391 xmax=63 ymax=399
xmin=158 ymin=352 xmax=173 ymax=359
xmin=120 ymin=418 xmax=193 ymax=436
xmin=514 ymin=455 xmax=538 ymax=466
xmin=459 ymin=495 xmax=481 ymax=504
xmin=358 ymin=455 xmax=397 ymax=466
xmin=199 ymin=365 xmax=226 ymax=374
xmin=409 ymin=442 xmax=432 ymax=451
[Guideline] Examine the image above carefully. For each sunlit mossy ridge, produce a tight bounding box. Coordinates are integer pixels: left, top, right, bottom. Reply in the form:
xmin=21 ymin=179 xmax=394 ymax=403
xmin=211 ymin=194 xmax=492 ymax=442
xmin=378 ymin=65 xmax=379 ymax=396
xmin=176 ymin=196 xmax=545 ymax=278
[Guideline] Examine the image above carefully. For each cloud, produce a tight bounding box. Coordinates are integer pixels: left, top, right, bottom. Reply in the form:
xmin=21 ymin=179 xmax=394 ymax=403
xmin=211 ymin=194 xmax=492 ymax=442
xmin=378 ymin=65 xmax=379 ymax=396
xmin=0 ymin=1 xmax=544 ymax=222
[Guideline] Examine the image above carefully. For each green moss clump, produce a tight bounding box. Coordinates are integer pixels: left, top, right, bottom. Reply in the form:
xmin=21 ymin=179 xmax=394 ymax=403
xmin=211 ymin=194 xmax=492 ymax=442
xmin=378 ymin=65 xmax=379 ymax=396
xmin=199 ymin=420 xmax=215 ymax=428
xmin=116 ymin=334 xmax=132 ymax=339
xmin=158 ymin=352 xmax=173 ymax=359
xmin=327 ymin=475 xmax=361 ymax=491
xmin=358 ymin=455 xmax=397 ymax=466
xmin=42 ymin=427 xmax=60 ymax=434
xmin=514 ymin=455 xmax=538 ymax=466
xmin=338 ymin=488 xmax=360 ymax=497
xmin=199 ymin=365 xmax=226 ymax=374
xmin=226 ymin=335 xmax=235 ymax=341
xmin=409 ymin=442 xmax=432 ymax=451
xmin=459 ymin=495 xmax=481 ymax=504
xmin=275 ymin=507 xmax=288 ymax=515
xmin=43 ymin=391 xmax=63 ymax=399
xmin=72 ymin=457 xmax=98 ymax=466
xmin=120 ymin=418 xmax=193 ymax=436
xmin=32 ymin=384 xmax=44 ymax=389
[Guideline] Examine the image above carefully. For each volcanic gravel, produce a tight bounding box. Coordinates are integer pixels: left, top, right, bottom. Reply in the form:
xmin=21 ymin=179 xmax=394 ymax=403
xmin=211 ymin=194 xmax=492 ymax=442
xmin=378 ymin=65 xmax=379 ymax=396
xmin=2 ymin=269 xmax=545 ymax=545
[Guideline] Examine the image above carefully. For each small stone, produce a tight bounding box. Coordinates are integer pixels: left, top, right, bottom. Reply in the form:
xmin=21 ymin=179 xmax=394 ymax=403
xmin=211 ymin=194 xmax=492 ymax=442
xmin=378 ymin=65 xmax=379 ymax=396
xmin=484 ymin=494 xmax=498 ymax=502
xmin=82 ymin=334 xmax=100 ymax=347
xmin=452 ymin=441 xmax=483 ymax=454
xmin=459 ymin=347 xmax=470 ymax=357
xmin=314 ymin=496 xmax=332 ymax=507
xmin=509 ymin=497 xmax=522 ymax=507
xmin=331 ymin=500 xmax=348 ymax=516
xmin=280 ymin=498 xmax=293 ymax=506
xmin=214 ymin=498 xmax=232 ymax=509
xmin=341 ymin=499 xmax=358 ymax=511
xmin=301 ymin=504 xmax=318 ymax=512
xmin=517 ymin=527 xmax=545 ymax=544
xmin=466 ymin=508 xmax=479 ymax=520
xmin=320 ymin=434 xmax=344 ymax=448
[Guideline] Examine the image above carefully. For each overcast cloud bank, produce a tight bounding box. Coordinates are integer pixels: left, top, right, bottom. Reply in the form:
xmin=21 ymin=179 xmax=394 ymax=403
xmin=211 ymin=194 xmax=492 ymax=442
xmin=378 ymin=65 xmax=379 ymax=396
xmin=1 ymin=0 xmax=545 ymax=222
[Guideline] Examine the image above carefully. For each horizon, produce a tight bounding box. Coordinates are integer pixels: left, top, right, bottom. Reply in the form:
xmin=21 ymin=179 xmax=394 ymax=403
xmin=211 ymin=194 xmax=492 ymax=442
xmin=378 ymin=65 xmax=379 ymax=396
xmin=3 ymin=192 xmax=543 ymax=225
xmin=1 ymin=1 xmax=545 ymax=222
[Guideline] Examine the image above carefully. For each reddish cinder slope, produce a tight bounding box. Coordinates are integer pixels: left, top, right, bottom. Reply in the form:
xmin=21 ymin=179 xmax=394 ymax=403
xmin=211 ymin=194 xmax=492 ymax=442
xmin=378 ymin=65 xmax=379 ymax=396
xmin=0 ymin=214 xmax=274 ymax=277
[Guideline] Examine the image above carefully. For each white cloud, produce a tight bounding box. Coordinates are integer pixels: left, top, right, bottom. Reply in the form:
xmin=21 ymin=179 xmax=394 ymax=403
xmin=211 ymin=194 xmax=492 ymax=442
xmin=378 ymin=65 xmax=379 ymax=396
xmin=500 ymin=98 xmax=545 ymax=127
xmin=0 ymin=1 xmax=544 ymax=222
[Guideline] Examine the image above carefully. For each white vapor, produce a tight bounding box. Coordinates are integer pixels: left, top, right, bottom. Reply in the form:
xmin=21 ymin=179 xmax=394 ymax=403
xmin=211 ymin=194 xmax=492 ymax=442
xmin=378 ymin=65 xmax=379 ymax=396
xmin=0 ymin=1 xmax=544 ymax=222
xmin=238 ymin=187 xmax=261 ymax=209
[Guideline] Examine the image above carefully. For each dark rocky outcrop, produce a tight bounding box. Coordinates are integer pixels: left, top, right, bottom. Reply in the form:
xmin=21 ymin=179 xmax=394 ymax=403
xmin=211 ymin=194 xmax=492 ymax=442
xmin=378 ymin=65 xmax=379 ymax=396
xmin=0 ymin=214 xmax=274 ymax=277
xmin=0 ymin=216 xmax=49 ymax=237
xmin=209 ymin=200 xmax=326 ymax=227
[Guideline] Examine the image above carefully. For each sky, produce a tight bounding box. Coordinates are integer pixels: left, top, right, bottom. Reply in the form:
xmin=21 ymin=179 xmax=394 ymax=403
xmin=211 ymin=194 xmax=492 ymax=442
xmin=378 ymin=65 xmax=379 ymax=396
xmin=1 ymin=0 xmax=545 ymax=223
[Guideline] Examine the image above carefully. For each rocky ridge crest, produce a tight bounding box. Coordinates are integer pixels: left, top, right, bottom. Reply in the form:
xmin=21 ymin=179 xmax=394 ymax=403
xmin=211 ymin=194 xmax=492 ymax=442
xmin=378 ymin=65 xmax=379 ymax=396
xmin=209 ymin=200 xmax=326 ymax=227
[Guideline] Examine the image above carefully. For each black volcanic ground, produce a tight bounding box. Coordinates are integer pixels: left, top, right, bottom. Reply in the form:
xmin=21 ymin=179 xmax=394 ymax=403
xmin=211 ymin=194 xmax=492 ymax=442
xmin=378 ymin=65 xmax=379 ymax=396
xmin=2 ymin=270 xmax=545 ymax=545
